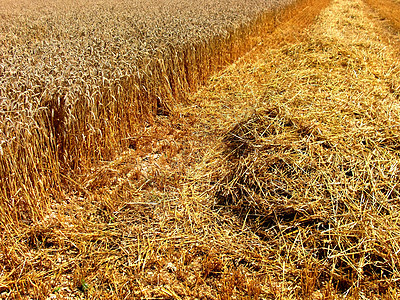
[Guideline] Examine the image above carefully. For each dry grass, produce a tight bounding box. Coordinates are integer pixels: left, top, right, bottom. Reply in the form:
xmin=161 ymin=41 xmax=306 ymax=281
xmin=2 ymin=0 xmax=400 ymax=298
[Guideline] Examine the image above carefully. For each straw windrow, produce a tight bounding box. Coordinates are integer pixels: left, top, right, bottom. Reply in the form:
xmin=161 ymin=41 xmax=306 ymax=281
xmin=191 ymin=0 xmax=400 ymax=295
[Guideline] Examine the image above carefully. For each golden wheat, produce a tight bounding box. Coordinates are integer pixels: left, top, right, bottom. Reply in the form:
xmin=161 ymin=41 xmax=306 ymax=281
xmin=0 ymin=0 xmax=295 ymax=223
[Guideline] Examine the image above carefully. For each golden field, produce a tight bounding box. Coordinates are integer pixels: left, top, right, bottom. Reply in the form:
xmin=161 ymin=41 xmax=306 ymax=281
xmin=0 ymin=0 xmax=293 ymax=222
xmin=1 ymin=0 xmax=400 ymax=298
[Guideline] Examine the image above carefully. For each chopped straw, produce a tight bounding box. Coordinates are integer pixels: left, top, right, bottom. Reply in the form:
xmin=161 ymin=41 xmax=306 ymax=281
xmin=190 ymin=0 xmax=400 ymax=296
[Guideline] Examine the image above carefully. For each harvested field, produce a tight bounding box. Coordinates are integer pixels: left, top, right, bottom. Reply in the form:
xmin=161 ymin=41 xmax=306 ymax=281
xmin=2 ymin=0 xmax=400 ymax=298
xmin=189 ymin=0 xmax=400 ymax=296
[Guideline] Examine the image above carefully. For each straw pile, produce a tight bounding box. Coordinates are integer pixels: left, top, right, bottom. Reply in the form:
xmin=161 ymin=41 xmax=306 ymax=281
xmin=214 ymin=100 xmax=400 ymax=291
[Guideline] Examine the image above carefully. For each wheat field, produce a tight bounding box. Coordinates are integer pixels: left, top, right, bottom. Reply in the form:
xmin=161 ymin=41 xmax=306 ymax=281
xmin=0 ymin=0 xmax=294 ymax=223
xmin=1 ymin=0 xmax=400 ymax=298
